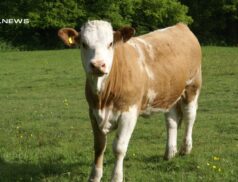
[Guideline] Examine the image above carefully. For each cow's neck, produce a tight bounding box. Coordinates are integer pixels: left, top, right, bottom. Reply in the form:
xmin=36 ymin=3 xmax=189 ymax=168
xmin=87 ymin=74 xmax=108 ymax=95
xmin=87 ymin=43 xmax=125 ymax=95
xmin=86 ymin=42 xmax=129 ymax=109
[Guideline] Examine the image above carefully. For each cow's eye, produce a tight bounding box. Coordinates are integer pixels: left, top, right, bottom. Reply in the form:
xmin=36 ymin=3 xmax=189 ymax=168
xmin=108 ymin=42 xmax=113 ymax=49
xmin=82 ymin=42 xmax=88 ymax=49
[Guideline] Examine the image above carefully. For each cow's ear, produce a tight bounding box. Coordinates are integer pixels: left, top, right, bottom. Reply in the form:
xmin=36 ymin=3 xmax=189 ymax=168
xmin=58 ymin=28 xmax=80 ymax=47
xmin=114 ymin=27 xmax=135 ymax=43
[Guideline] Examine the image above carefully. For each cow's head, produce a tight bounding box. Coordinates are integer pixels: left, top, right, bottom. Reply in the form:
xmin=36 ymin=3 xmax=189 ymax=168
xmin=58 ymin=20 xmax=135 ymax=77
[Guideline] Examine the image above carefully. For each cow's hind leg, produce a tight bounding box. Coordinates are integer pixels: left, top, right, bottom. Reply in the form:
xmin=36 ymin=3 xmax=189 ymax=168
xmin=111 ymin=106 xmax=138 ymax=182
xmin=164 ymin=105 xmax=182 ymax=160
xmin=179 ymin=84 xmax=200 ymax=155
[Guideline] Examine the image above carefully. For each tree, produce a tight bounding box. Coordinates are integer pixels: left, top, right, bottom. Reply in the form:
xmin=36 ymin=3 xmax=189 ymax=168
xmin=179 ymin=0 xmax=238 ymax=45
xmin=0 ymin=0 xmax=193 ymax=50
xmin=26 ymin=0 xmax=85 ymax=28
xmin=132 ymin=0 xmax=192 ymax=34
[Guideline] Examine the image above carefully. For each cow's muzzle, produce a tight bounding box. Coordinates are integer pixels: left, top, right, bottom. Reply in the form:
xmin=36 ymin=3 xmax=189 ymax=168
xmin=90 ymin=61 xmax=107 ymax=76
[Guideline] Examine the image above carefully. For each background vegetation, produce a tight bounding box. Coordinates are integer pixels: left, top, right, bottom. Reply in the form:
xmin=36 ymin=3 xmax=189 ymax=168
xmin=0 ymin=47 xmax=237 ymax=181
xmin=0 ymin=0 xmax=237 ymax=50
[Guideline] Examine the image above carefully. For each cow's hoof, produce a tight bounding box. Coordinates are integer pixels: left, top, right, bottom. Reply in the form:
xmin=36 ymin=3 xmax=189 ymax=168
xmin=110 ymin=171 xmax=123 ymax=182
xmin=179 ymin=143 xmax=192 ymax=155
xmin=88 ymin=178 xmax=101 ymax=182
xmin=111 ymin=175 xmax=123 ymax=182
xmin=88 ymin=165 xmax=102 ymax=182
xmin=164 ymin=146 xmax=177 ymax=160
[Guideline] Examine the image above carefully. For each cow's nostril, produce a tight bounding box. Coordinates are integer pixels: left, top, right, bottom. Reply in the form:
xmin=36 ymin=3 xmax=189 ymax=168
xmin=101 ymin=63 xmax=106 ymax=68
xmin=90 ymin=62 xmax=96 ymax=69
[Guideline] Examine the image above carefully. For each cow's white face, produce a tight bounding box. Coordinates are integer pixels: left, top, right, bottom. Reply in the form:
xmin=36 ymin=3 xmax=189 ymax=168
xmin=80 ymin=21 xmax=114 ymax=76
xmin=58 ymin=20 xmax=135 ymax=92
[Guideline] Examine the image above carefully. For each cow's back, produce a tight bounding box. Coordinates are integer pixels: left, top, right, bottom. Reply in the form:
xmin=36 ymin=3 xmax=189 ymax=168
xmin=140 ymin=23 xmax=201 ymax=72
xmin=130 ymin=23 xmax=202 ymax=111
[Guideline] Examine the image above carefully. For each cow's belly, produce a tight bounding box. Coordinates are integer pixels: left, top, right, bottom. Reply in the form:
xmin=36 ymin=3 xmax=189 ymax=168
xmin=140 ymin=87 xmax=184 ymax=116
xmin=92 ymin=107 xmax=121 ymax=134
xmin=140 ymin=105 xmax=168 ymax=116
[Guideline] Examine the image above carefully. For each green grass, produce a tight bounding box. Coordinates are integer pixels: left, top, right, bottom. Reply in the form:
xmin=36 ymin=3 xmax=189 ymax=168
xmin=0 ymin=47 xmax=237 ymax=181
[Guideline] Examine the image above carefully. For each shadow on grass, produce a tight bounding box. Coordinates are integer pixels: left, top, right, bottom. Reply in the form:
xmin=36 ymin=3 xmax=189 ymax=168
xmin=0 ymin=157 xmax=88 ymax=181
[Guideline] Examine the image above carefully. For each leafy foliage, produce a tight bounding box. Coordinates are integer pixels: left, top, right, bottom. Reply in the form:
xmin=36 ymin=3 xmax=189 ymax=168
xmin=27 ymin=0 xmax=86 ymax=28
xmin=0 ymin=0 xmax=237 ymax=50
xmin=0 ymin=0 xmax=191 ymax=50
xmin=132 ymin=0 xmax=192 ymax=33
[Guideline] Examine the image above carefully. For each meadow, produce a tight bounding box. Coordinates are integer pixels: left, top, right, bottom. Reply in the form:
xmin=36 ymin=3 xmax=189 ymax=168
xmin=0 ymin=47 xmax=237 ymax=181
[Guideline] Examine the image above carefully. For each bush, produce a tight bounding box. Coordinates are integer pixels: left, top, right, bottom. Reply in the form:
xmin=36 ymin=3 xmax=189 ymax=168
xmin=132 ymin=0 xmax=192 ymax=34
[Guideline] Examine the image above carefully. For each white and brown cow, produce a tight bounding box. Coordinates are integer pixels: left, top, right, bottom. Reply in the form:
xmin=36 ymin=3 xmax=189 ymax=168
xmin=58 ymin=20 xmax=202 ymax=182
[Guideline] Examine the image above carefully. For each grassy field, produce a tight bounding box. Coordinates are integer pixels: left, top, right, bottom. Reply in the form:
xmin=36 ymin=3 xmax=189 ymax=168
xmin=0 ymin=47 xmax=237 ymax=181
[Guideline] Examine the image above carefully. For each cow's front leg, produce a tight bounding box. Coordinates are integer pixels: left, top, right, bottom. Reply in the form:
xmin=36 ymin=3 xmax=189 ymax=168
xmin=164 ymin=107 xmax=180 ymax=160
xmin=89 ymin=110 xmax=107 ymax=182
xmin=111 ymin=106 xmax=138 ymax=182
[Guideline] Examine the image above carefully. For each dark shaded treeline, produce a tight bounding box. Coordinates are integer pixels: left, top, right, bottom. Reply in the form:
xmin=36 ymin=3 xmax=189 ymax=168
xmin=180 ymin=0 xmax=238 ymax=45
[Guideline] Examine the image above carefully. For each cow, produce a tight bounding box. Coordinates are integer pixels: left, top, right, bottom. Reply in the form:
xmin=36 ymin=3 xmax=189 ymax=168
xmin=58 ymin=20 xmax=202 ymax=182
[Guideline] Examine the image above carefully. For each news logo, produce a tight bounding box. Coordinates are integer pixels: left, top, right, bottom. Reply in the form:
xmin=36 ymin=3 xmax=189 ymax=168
xmin=0 ymin=19 xmax=30 ymax=24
